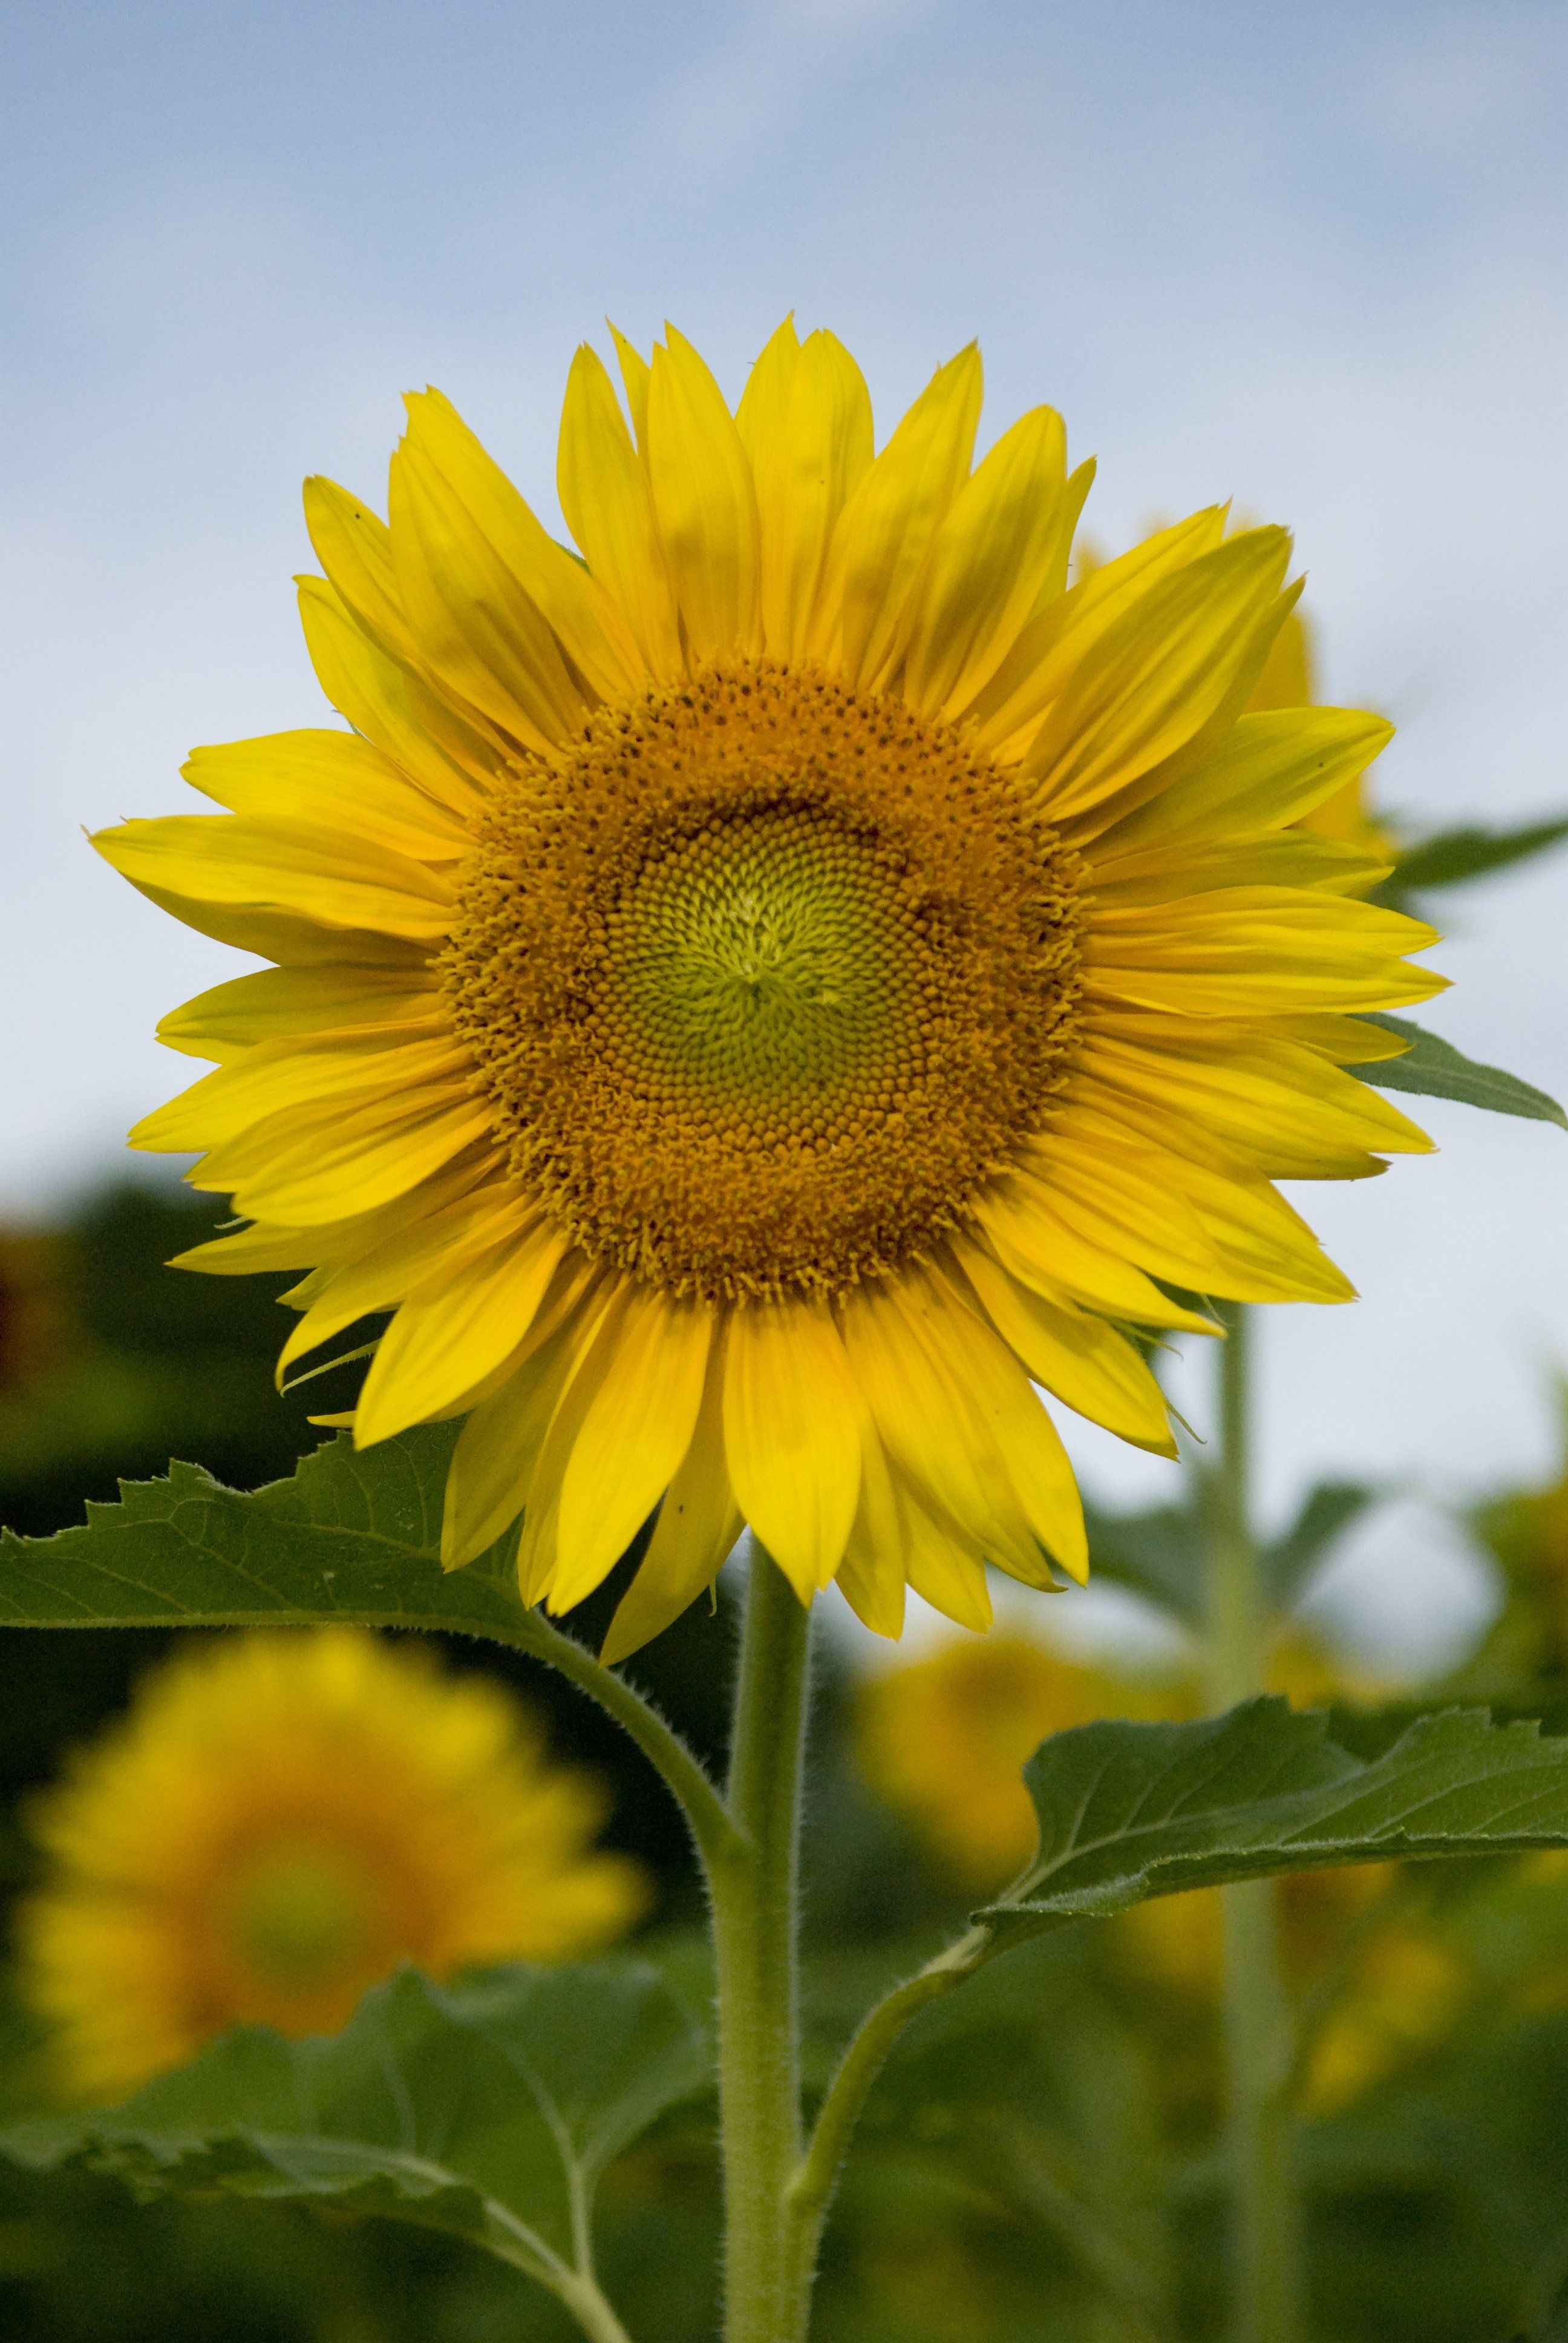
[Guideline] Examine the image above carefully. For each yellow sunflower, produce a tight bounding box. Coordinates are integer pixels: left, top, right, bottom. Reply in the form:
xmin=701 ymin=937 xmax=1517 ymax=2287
xmin=97 ymin=321 xmax=1440 ymax=1658
xmin=16 ymin=1629 xmax=647 ymax=2099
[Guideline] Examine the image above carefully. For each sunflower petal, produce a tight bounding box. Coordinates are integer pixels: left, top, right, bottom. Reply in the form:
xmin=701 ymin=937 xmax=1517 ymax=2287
xmin=817 ymin=345 xmax=982 ymax=687
xmin=557 ymin=344 xmax=683 ymax=679
xmin=599 ymin=1329 xmax=741 ymax=1663
xmin=901 ymin=405 xmax=1070 ymax=718
xmin=353 ymin=1215 xmax=569 ymax=1444
xmin=739 ymin=323 xmax=874 ymax=659
xmin=552 ymin=1289 xmax=714 ymax=1613
xmin=722 ymin=1299 xmax=861 ymax=1599
xmin=93 ymin=816 xmax=453 ymax=942
xmin=645 ymin=327 xmax=761 ymax=661
xmin=953 ymin=1237 xmax=1177 ymax=1456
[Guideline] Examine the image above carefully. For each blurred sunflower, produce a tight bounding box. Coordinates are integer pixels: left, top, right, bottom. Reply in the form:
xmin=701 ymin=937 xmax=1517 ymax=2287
xmin=16 ymin=1628 xmax=647 ymax=2099
xmin=100 ymin=321 xmax=1440 ymax=1655
xmin=855 ymin=1630 xmax=1171 ymax=1887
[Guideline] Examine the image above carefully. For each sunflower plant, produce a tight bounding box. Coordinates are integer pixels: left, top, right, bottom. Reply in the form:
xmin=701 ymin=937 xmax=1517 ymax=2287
xmin=2 ymin=318 xmax=1567 ymax=2343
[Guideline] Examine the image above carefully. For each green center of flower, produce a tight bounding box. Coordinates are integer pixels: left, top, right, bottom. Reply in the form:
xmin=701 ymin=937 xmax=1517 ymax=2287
xmin=442 ymin=660 xmax=1085 ymax=1302
xmin=226 ymin=1844 xmax=373 ymax=1991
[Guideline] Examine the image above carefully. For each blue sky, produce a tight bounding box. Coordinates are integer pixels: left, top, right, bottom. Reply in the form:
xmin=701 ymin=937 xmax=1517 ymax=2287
xmin=4 ymin=0 xmax=1566 ymax=1614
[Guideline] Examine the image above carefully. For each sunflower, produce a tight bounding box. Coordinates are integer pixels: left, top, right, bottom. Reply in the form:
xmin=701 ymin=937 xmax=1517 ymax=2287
xmin=16 ymin=1629 xmax=647 ymax=2099
xmin=98 ymin=321 xmax=1440 ymax=1657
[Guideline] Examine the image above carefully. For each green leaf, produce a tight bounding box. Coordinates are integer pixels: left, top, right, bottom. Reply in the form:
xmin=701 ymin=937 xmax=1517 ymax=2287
xmin=1083 ymin=1499 xmax=1204 ymax=1628
xmin=0 ymin=1961 xmax=704 ymax=2306
xmin=979 ymin=1699 xmax=1568 ymax=1954
xmin=1390 ymin=815 xmax=1568 ymax=894
xmin=1261 ymin=1480 xmax=1379 ymax=1610
xmin=0 ymin=1424 xmax=522 ymax=1634
xmin=1086 ymin=1480 xmax=1376 ymax=1628
xmin=1352 ymin=1015 xmax=1567 ymax=1129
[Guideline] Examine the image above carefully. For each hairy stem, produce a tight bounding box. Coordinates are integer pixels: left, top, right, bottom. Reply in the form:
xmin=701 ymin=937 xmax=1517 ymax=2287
xmin=500 ymin=1603 xmax=740 ymax=1872
xmin=786 ymin=1924 xmax=990 ymax=2292
xmin=709 ymin=1547 xmax=815 ymax=2343
xmin=1207 ymin=1302 xmax=1304 ymax=2343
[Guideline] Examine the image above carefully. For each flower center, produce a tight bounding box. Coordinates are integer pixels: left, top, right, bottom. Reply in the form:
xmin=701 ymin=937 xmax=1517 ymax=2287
xmin=442 ymin=660 xmax=1085 ymax=1301
xmin=224 ymin=1842 xmax=374 ymax=1992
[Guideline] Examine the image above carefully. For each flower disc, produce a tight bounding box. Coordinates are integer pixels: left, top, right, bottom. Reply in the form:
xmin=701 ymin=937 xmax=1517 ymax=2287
xmin=443 ymin=660 xmax=1084 ymax=1300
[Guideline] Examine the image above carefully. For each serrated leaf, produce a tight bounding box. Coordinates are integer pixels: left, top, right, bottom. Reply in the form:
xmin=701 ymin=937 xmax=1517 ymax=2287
xmin=1261 ymin=1479 xmax=1379 ymax=1610
xmin=0 ymin=1424 xmax=534 ymax=1638
xmin=978 ymin=1699 xmax=1568 ymax=1953
xmin=0 ymin=1961 xmax=705 ymax=2298
xmin=1390 ymin=815 xmax=1568 ymax=894
xmin=1352 ymin=1015 xmax=1567 ymax=1129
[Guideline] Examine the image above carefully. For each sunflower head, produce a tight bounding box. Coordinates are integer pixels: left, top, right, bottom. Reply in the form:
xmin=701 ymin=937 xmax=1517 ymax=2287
xmin=97 ymin=319 xmax=1442 ymax=1657
xmin=17 ymin=1629 xmax=647 ymax=2099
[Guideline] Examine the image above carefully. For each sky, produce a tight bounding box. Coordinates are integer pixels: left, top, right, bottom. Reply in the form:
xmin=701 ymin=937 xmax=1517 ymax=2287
xmin=3 ymin=0 xmax=1567 ymax=1637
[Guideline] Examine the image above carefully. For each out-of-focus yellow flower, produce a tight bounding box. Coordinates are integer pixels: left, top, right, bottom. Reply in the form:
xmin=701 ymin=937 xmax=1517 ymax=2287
xmin=1298 ymin=1927 xmax=1472 ymax=2115
xmin=17 ymin=1628 xmax=647 ymax=2099
xmin=0 ymin=1228 xmax=71 ymax=1397
xmin=854 ymin=1630 xmax=1174 ymax=1888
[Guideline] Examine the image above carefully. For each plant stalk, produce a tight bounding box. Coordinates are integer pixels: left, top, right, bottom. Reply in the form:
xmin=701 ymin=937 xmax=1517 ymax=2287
xmin=1207 ymin=1302 xmax=1305 ymax=2343
xmin=709 ymin=1545 xmax=814 ymax=2343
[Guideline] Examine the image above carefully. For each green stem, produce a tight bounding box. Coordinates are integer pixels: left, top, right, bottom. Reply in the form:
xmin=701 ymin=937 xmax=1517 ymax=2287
xmin=786 ymin=1925 xmax=990 ymax=2293
xmin=501 ymin=1606 xmax=742 ymax=1873
xmin=1207 ymin=1302 xmax=1304 ymax=2343
xmin=709 ymin=1545 xmax=814 ymax=2343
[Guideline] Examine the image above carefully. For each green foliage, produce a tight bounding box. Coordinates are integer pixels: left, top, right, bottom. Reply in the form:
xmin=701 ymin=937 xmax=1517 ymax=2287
xmin=1387 ymin=815 xmax=1568 ymax=896
xmin=981 ymin=1699 xmax=1568 ymax=1951
xmin=1085 ymin=1479 xmax=1378 ymax=1628
xmin=0 ymin=1962 xmax=704 ymax=2313
xmin=1353 ymin=1015 xmax=1567 ymax=1129
xmin=0 ymin=1426 xmax=521 ymax=1637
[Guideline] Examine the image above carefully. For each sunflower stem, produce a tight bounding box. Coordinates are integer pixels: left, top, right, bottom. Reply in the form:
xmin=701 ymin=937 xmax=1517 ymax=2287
xmin=1207 ymin=1302 xmax=1305 ymax=2343
xmin=710 ymin=1544 xmax=814 ymax=2343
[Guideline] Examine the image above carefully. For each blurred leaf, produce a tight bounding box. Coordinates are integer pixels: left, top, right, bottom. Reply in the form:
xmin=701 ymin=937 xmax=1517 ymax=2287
xmin=0 ymin=1427 xmax=532 ymax=1640
xmin=1390 ymin=816 xmax=1568 ymax=894
xmin=0 ymin=1962 xmax=704 ymax=2309
xmin=1262 ymin=1481 xmax=1379 ymax=1610
xmin=1083 ymin=1500 xmax=1204 ymax=1628
xmin=1086 ymin=1480 xmax=1377 ymax=1629
xmin=1353 ymin=1017 xmax=1567 ymax=1129
xmin=979 ymin=1699 xmax=1568 ymax=1953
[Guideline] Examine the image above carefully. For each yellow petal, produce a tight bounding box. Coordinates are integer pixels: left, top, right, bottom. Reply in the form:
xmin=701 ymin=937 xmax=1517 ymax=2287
xmin=296 ymin=574 xmax=501 ymax=805
xmin=963 ymin=504 xmax=1223 ymax=756
xmin=389 ymin=435 xmax=586 ymax=756
xmin=557 ymin=344 xmax=683 ymax=679
xmin=156 ymin=966 xmax=444 ymax=1063
xmin=353 ymin=1214 xmax=568 ymax=1444
xmin=975 ymin=1175 xmax=1220 ymax=1336
xmin=739 ymin=323 xmax=874 ymax=658
xmin=1257 ymin=1012 xmax=1413 ymax=1065
xmin=182 ymin=732 xmax=469 ymax=863
xmin=722 ymin=1299 xmax=861 ymax=1599
xmin=832 ymin=1391 xmax=909 ymax=1640
xmin=552 ymin=1288 xmax=714 ymax=1614
xmin=900 ymin=1493 xmax=995 ymax=1632
xmin=606 ymin=321 xmax=652 ymax=451
xmin=645 ymin=327 xmax=761 ymax=661
xmin=93 ymin=815 xmax=454 ymax=943
xmin=816 ymin=346 xmax=983 ymax=687
xmin=1084 ymin=888 xmax=1445 ymax=1017
xmin=838 ymin=1274 xmax=1045 ymax=1584
xmin=901 ymin=405 xmax=1070 ymax=718
xmin=953 ymin=1236 xmax=1177 ymax=1457
xmin=917 ymin=1263 xmax=1088 ymax=1584
xmin=599 ymin=1324 xmax=740 ymax=1663
xmin=442 ymin=1309 xmax=587 ymax=1569
xmin=1026 ymin=529 xmax=1296 ymax=825
xmin=403 ymin=387 xmax=644 ymax=700
xmin=1093 ymin=830 xmax=1390 ymax=906
xmin=198 ymin=1084 xmax=494 ymax=1227
xmin=130 ymin=1031 xmax=469 ymax=1153
xmin=1091 ymin=707 xmax=1393 ymax=857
